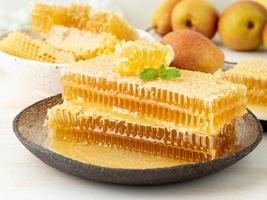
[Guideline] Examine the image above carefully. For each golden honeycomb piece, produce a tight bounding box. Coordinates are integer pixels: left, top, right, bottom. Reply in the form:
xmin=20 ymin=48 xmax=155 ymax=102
xmin=61 ymin=55 xmax=247 ymax=135
xmin=46 ymin=26 xmax=119 ymax=61
xmin=47 ymin=101 xmax=236 ymax=162
xmin=114 ymin=40 xmax=175 ymax=76
xmin=0 ymin=32 xmax=75 ymax=63
xmin=65 ymin=3 xmax=91 ymax=30
xmin=84 ymin=10 xmax=139 ymax=40
xmin=31 ymin=3 xmax=68 ymax=33
xmin=222 ymin=58 xmax=267 ymax=106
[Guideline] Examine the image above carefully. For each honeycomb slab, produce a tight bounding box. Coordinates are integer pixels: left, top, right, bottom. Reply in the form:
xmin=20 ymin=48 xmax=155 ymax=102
xmin=61 ymin=55 xmax=247 ymax=135
xmin=47 ymin=101 xmax=236 ymax=162
xmin=222 ymin=58 xmax=267 ymax=106
xmin=47 ymin=52 xmax=247 ymax=162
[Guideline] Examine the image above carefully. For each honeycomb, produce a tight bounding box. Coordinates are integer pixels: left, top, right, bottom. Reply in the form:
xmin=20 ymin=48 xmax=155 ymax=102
xmin=114 ymin=40 xmax=175 ymax=76
xmin=46 ymin=26 xmax=119 ymax=61
xmin=31 ymin=3 xmax=68 ymax=33
xmin=0 ymin=32 xmax=75 ymax=63
xmin=31 ymin=3 xmax=138 ymax=41
xmin=65 ymin=3 xmax=91 ymax=30
xmin=61 ymin=56 xmax=247 ymax=135
xmin=84 ymin=10 xmax=139 ymax=41
xmin=223 ymin=58 xmax=267 ymax=106
xmin=47 ymin=101 xmax=236 ymax=162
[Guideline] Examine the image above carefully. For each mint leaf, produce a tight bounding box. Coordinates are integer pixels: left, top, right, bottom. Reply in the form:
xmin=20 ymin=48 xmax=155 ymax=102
xmin=140 ymin=68 xmax=159 ymax=81
xmin=140 ymin=65 xmax=181 ymax=81
xmin=159 ymin=67 xmax=180 ymax=80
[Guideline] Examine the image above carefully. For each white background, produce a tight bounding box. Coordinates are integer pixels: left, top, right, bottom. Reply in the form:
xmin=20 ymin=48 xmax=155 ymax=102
xmin=0 ymin=1 xmax=267 ymax=200
xmin=0 ymin=0 xmax=233 ymax=29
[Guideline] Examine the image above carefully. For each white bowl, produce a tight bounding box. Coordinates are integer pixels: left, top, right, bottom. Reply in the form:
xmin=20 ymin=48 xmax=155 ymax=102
xmin=0 ymin=29 xmax=154 ymax=96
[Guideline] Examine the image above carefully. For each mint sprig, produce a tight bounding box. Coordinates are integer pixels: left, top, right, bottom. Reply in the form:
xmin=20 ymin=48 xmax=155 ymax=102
xmin=140 ymin=68 xmax=159 ymax=81
xmin=140 ymin=65 xmax=180 ymax=81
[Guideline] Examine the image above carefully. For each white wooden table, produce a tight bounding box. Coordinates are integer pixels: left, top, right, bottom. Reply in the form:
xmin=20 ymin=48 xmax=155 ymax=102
xmin=0 ymin=70 xmax=267 ymax=200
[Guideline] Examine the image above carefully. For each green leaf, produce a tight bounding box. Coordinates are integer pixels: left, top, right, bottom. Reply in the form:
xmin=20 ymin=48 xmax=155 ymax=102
xmin=159 ymin=67 xmax=181 ymax=80
xmin=140 ymin=68 xmax=159 ymax=81
xmin=140 ymin=65 xmax=181 ymax=81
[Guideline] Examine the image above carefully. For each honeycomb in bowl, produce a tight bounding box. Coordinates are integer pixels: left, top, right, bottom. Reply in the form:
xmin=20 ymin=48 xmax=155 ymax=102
xmin=31 ymin=3 xmax=68 ymax=33
xmin=0 ymin=32 xmax=75 ymax=63
xmin=31 ymin=3 xmax=138 ymax=41
xmin=65 ymin=3 xmax=91 ymax=30
xmin=46 ymin=26 xmax=119 ymax=61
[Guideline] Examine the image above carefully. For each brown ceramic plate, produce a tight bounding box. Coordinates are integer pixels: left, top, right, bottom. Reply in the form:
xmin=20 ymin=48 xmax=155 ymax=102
xmin=13 ymin=94 xmax=263 ymax=185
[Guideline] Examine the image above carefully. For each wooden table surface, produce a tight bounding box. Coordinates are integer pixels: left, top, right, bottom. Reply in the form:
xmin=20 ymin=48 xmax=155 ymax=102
xmin=0 ymin=71 xmax=266 ymax=200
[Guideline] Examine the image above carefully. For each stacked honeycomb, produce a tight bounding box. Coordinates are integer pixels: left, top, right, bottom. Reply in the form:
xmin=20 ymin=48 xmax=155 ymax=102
xmin=61 ymin=55 xmax=247 ymax=135
xmin=0 ymin=32 xmax=74 ymax=63
xmin=222 ymin=58 xmax=267 ymax=106
xmin=47 ymin=42 xmax=247 ymax=162
xmin=46 ymin=26 xmax=119 ymax=61
xmin=31 ymin=3 xmax=138 ymax=40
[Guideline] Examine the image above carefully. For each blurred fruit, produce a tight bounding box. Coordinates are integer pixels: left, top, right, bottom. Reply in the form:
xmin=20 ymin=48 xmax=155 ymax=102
xmin=263 ymin=23 xmax=267 ymax=47
xmin=161 ymin=30 xmax=224 ymax=73
xmin=171 ymin=0 xmax=219 ymax=38
xmin=254 ymin=0 xmax=267 ymax=8
xmin=152 ymin=0 xmax=181 ymax=36
xmin=219 ymin=1 xmax=267 ymax=51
